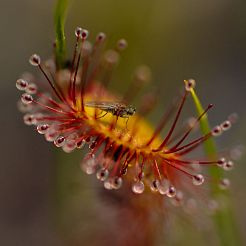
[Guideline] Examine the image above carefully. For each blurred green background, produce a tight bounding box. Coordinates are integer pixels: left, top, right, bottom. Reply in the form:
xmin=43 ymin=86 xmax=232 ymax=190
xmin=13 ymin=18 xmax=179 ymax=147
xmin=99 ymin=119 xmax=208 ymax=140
xmin=1 ymin=0 xmax=246 ymax=245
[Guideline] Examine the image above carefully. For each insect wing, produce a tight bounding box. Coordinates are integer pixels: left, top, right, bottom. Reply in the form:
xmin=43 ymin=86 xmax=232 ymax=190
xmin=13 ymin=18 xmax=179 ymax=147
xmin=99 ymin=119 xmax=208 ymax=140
xmin=84 ymin=102 xmax=121 ymax=113
xmin=84 ymin=101 xmax=133 ymax=118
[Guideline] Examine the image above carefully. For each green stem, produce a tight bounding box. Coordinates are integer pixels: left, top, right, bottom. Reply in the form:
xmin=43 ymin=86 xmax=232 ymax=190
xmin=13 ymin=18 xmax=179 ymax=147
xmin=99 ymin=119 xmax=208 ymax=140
xmin=54 ymin=0 xmax=68 ymax=69
xmin=190 ymin=87 xmax=241 ymax=246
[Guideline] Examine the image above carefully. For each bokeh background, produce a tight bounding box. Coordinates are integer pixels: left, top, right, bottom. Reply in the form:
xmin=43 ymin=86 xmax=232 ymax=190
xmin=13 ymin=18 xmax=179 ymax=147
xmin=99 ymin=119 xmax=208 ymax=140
xmin=1 ymin=0 xmax=246 ymax=245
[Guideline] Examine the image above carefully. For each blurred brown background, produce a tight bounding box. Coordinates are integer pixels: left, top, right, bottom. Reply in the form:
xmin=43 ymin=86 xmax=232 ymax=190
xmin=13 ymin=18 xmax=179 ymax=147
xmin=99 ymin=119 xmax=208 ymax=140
xmin=1 ymin=0 xmax=246 ymax=245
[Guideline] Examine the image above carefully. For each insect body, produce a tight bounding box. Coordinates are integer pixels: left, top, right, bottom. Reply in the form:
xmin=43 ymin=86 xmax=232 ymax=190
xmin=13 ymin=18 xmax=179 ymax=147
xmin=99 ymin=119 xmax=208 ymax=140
xmin=84 ymin=101 xmax=136 ymax=118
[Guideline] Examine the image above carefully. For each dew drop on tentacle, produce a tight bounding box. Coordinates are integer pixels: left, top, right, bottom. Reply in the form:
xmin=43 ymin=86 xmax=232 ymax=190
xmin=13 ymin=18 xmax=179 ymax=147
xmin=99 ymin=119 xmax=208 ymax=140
xmin=192 ymin=174 xmax=205 ymax=186
xmin=132 ymin=181 xmax=145 ymax=194
xmin=89 ymin=141 xmax=97 ymax=150
xmin=25 ymin=83 xmax=37 ymax=94
xmin=82 ymin=165 xmax=96 ymax=175
xmin=29 ymin=54 xmax=41 ymax=66
xmin=45 ymin=128 xmax=59 ymax=142
xmin=212 ymin=125 xmax=222 ymax=137
xmin=116 ymin=39 xmax=128 ymax=51
xmin=16 ymin=79 xmax=28 ymax=91
xmin=157 ymin=179 xmax=170 ymax=195
xmin=219 ymin=178 xmax=230 ymax=190
xmin=37 ymin=124 xmax=49 ymax=134
xmin=75 ymin=27 xmax=83 ymax=37
xmin=184 ymin=79 xmax=196 ymax=91
xmin=104 ymin=50 xmax=119 ymax=65
xmin=150 ymin=180 xmax=160 ymax=192
xmin=120 ymin=167 xmax=128 ymax=176
xmin=81 ymin=29 xmax=89 ymax=40
xmin=166 ymin=186 xmax=177 ymax=198
xmin=85 ymin=136 xmax=91 ymax=143
xmin=96 ymin=168 xmax=109 ymax=181
xmin=217 ymin=157 xmax=226 ymax=167
xmin=62 ymin=139 xmax=76 ymax=153
xmin=111 ymin=176 xmax=123 ymax=190
xmin=220 ymin=120 xmax=232 ymax=131
xmin=80 ymin=155 xmax=97 ymax=175
xmin=54 ymin=136 xmax=66 ymax=147
xmin=21 ymin=93 xmax=33 ymax=104
xmin=76 ymin=139 xmax=86 ymax=149
xmin=23 ymin=114 xmax=36 ymax=125
xmin=104 ymin=178 xmax=113 ymax=190
xmin=223 ymin=160 xmax=234 ymax=171
xmin=96 ymin=32 xmax=106 ymax=42
xmin=81 ymin=160 xmax=96 ymax=175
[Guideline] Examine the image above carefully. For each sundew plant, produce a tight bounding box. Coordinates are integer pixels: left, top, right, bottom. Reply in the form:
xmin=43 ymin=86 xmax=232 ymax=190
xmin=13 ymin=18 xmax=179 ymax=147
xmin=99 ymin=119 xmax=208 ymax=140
xmin=16 ymin=0 xmax=242 ymax=245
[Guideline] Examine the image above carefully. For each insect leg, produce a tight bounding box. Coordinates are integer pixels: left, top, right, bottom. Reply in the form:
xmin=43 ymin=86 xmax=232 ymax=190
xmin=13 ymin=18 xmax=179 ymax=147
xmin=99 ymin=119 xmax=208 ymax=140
xmin=125 ymin=117 xmax=129 ymax=130
xmin=96 ymin=110 xmax=104 ymax=116
xmin=95 ymin=112 xmax=108 ymax=119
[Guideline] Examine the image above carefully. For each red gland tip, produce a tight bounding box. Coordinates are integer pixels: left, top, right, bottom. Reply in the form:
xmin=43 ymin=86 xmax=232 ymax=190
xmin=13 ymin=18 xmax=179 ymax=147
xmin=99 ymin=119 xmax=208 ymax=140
xmin=75 ymin=27 xmax=83 ymax=37
xmin=184 ymin=79 xmax=196 ymax=91
xmin=16 ymin=79 xmax=28 ymax=91
xmin=29 ymin=54 xmax=41 ymax=66
xmin=81 ymin=29 xmax=89 ymax=39
xmin=96 ymin=32 xmax=106 ymax=42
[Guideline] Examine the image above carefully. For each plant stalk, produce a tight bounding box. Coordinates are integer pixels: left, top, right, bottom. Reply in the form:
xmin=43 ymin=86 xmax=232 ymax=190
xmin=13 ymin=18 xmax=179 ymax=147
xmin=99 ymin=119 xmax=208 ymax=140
xmin=54 ymin=0 xmax=68 ymax=69
xmin=190 ymin=87 xmax=241 ymax=246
